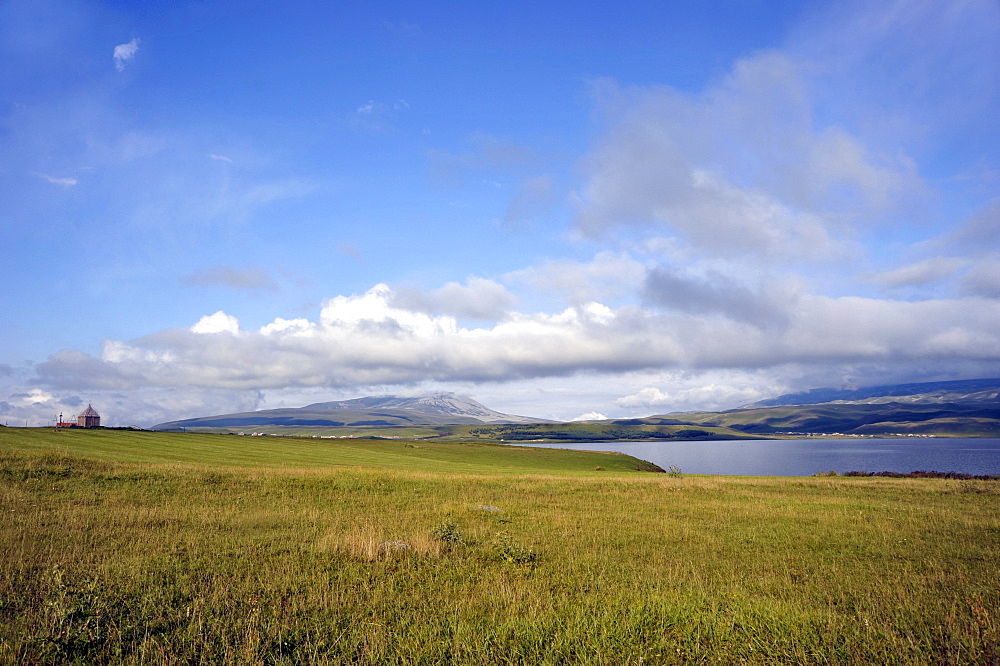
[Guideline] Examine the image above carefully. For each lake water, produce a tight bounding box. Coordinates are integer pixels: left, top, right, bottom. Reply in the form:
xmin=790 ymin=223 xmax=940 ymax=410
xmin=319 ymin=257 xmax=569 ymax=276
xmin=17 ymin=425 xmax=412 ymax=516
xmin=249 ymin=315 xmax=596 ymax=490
xmin=512 ymin=438 xmax=1000 ymax=476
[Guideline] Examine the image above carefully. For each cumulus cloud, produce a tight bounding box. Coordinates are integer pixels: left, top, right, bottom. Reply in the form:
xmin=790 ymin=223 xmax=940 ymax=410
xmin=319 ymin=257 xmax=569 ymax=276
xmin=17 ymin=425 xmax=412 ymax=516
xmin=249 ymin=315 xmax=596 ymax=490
xmin=182 ymin=265 xmax=278 ymax=292
xmin=113 ymin=38 xmax=139 ymax=71
xmin=31 ymin=282 xmax=1000 ymax=398
xmin=190 ymin=311 xmax=241 ymax=335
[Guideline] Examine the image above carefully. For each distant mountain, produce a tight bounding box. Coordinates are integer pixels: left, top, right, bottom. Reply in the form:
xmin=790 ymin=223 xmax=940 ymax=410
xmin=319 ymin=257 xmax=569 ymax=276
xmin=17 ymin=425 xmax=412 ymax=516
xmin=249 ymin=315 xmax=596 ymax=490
xmin=656 ymin=378 xmax=1000 ymax=437
xmin=152 ymin=393 xmax=542 ymax=430
xmin=746 ymin=378 xmax=1000 ymax=408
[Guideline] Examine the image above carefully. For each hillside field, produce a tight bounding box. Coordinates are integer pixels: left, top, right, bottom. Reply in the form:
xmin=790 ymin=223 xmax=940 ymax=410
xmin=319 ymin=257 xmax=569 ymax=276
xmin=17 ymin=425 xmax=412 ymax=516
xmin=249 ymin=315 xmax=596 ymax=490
xmin=2 ymin=427 xmax=999 ymax=664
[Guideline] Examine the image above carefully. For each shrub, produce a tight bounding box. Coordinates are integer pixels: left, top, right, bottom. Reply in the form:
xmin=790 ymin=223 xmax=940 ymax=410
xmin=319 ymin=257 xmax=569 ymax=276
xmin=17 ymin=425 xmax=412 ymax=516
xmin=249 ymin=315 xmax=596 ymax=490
xmin=494 ymin=531 xmax=537 ymax=564
xmin=431 ymin=519 xmax=463 ymax=545
xmin=667 ymin=465 xmax=683 ymax=478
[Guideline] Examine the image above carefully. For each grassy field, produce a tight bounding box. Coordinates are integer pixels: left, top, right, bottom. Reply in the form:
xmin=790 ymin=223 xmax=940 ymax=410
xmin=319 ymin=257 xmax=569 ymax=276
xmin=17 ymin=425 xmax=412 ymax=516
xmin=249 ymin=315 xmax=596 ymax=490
xmin=2 ymin=427 xmax=999 ymax=664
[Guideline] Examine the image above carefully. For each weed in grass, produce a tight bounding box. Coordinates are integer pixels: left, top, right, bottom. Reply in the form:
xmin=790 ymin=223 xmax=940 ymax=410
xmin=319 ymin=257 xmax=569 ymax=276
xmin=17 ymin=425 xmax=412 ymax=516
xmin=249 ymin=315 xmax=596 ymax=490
xmin=494 ymin=531 xmax=538 ymax=565
xmin=431 ymin=518 xmax=464 ymax=546
xmin=667 ymin=464 xmax=683 ymax=477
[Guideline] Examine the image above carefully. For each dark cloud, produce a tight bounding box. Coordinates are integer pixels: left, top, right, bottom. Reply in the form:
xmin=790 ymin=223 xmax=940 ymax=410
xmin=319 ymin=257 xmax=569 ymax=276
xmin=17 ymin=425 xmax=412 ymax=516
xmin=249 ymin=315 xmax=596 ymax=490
xmin=642 ymin=266 xmax=791 ymax=329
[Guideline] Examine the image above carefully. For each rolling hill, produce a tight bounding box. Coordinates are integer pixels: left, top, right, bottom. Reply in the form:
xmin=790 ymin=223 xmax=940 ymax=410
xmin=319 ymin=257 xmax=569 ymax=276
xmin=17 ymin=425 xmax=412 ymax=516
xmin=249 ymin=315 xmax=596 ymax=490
xmin=655 ymin=377 xmax=1000 ymax=437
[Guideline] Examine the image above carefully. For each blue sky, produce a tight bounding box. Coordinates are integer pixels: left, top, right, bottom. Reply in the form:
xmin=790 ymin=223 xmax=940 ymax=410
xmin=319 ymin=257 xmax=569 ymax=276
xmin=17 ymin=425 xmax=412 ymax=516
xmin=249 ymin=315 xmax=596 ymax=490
xmin=2 ymin=0 xmax=999 ymax=426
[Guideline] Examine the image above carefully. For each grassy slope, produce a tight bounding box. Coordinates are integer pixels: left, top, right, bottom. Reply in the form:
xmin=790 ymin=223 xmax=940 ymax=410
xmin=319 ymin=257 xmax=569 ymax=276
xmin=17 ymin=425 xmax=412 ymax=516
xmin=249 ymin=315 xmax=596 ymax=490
xmin=0 ymin=428 xmax=661 ymax=474
xmin=2 ymin=428 xmax=999 ymax=664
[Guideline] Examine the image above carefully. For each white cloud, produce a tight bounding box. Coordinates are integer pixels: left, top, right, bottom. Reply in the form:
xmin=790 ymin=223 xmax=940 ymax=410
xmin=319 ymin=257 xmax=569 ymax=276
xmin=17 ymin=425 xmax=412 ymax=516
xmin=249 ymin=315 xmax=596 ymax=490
xmin=31 ymin=280 xmax=1000 ymax=402
xmin=616 ymin=379 xmax=774 ymax=413
xmin=506 ymin=251 xmax=645 ymax=305
xmin=18 ymin=388 xmax=56 ymax=405
xmin=573 ymin=52 xmax=923 ymax=259
xmin=390 ymin=277 xmax=517 ymax=321
xmin=571 ymin=412 xmax=607 ymax=421
xmin=34 ymin=172 xmax=77 ymax=187
xmin=191 ymin=311 xmax=241 ymax=335
xmin=113 ymin=38 xmax=139 ymax=71
xmin=208 ymin=153 xmax=233 ymax=163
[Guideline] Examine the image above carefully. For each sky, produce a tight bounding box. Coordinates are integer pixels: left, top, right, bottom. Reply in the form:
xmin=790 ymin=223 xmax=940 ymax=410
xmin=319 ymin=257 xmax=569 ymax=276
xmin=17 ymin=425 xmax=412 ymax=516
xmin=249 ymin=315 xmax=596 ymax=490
xmin=2 ymin=0 xmax=999 ymax=427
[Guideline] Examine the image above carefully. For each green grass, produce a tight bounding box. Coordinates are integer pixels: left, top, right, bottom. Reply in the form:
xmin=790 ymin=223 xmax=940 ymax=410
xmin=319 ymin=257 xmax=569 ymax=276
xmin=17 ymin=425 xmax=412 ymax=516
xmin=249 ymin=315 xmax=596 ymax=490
xmin=2 ymin=428 xmax=999 ymax=664
xmin=0 ymin=427 xmax=661 ymax=475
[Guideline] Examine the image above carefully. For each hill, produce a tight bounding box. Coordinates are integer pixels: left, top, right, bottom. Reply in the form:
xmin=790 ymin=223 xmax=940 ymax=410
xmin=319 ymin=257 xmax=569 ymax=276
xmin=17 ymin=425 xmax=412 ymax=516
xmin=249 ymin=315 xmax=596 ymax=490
xmin=658 ymin=377 xmax=1000 ymax=437
xmin=746 ymin=377 xmax=1000 ymax=408
xmin=152 ymin=393 xmax=542 ymax=431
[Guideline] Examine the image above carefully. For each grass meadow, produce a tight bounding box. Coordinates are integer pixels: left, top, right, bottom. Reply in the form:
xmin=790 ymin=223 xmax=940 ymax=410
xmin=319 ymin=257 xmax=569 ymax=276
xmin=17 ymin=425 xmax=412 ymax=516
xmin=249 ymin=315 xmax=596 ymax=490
xmin=2 ymin=427 xmax=999 ymax=664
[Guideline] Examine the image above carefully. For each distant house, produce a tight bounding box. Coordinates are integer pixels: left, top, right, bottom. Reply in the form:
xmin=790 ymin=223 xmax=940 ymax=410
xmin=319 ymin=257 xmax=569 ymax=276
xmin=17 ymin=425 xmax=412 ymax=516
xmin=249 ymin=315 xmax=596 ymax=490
xmin=77 ymin=404 xmax=101 ymax=428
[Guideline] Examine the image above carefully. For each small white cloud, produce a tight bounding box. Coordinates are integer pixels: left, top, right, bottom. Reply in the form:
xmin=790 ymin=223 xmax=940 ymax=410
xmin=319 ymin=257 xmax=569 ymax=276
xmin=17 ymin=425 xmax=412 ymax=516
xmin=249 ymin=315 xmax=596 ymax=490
xmin=113 ymin=38 xmax=140 ymax=71
xmin=34 ymin=172 xmax=77 ymax=187
xmin=208 ymin=153 xmax=233 ymax=163
xmin=190 ymin=311 xmax=241 ymax=335
xmin=571 ymin=412 xmax=608 ymax=421
xmin=357 ymin=100 xmax=380 ymax=114
xmin=18 ymin=388 xmax=56 ymax=406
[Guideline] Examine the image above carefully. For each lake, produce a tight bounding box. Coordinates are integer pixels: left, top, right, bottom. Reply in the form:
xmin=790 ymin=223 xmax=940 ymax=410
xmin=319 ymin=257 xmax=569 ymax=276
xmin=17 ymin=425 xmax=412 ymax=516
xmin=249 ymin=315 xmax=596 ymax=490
xmin=512 ymin=438 xmax=1000 ymax=476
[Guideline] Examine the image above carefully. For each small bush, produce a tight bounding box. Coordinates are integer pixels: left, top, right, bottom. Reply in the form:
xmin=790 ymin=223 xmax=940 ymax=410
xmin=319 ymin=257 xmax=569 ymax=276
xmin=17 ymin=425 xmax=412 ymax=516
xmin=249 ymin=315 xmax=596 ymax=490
xmin=431 ymin=519 xmax=463 ymax=545
xmin=495 ymin=531 xmax=537 ymax=565
xmin=667 ymin=465 xmax=683 ymax=478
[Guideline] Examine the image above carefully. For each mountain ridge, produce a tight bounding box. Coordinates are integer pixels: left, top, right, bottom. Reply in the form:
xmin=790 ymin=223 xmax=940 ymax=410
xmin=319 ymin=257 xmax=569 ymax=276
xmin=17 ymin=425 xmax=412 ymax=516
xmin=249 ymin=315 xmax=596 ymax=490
xmin=152 ymin=393 xmax=543 ymax=430
xmin=744 ymin=378 xmax=1000 ymax=408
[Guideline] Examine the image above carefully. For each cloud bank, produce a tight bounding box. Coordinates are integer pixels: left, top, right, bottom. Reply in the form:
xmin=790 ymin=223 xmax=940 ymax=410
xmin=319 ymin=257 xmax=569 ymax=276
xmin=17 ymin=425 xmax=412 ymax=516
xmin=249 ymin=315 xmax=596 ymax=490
xmin=34 ymin=281 xmax=1000 ymax=397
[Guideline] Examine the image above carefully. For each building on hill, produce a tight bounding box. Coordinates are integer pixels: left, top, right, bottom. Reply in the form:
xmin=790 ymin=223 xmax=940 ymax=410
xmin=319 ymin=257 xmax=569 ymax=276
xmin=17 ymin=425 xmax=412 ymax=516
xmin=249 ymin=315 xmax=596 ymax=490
xmin=77 ymin=404 xmax=100 ymax=428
